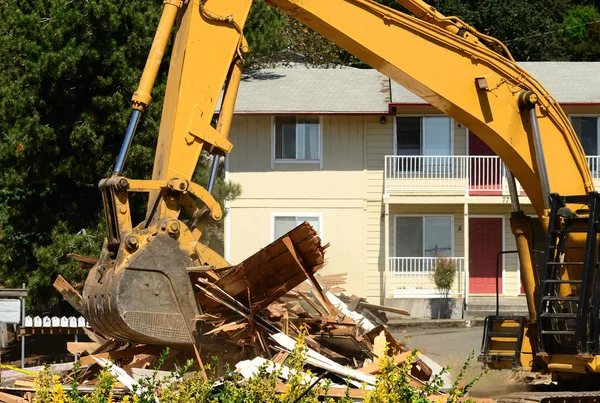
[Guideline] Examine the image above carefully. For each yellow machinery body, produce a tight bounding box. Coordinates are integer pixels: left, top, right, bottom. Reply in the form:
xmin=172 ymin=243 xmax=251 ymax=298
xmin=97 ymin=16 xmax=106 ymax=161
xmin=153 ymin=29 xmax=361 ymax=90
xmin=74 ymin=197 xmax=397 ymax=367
xmin=82 ymin=0 xmax=599 ymax=382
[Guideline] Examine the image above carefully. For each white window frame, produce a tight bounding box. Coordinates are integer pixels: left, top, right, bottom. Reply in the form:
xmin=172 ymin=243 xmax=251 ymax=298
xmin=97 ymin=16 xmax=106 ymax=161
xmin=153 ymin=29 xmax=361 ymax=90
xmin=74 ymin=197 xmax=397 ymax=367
xmin=271 ymin=116 xmax=323 ymax=169
xmin=392 ymin=214 xmax=455 ymax=259
xmin=271 ymin=212 xmax=323 ymax=242
xmin=393 ymin=115 xmax=454 ymax=156
xmin=568 ymin=114 xmax=600 ymax=155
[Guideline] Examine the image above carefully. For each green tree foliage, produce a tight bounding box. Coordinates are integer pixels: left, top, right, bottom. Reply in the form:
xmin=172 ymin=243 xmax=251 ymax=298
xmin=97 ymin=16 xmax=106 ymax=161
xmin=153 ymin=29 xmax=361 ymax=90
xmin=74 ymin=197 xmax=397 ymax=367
xmin=250 ymin=0 xmax=600 ymax=64
xmin=379 ymin=0 xmax=600 ymax=61
xmin=244 ymin=3 xmax=289 ymax=66
xmin=0 ymin=0 xmax=240 ymax=309
xmin=561 ymin=5 xmax=600 ymax=60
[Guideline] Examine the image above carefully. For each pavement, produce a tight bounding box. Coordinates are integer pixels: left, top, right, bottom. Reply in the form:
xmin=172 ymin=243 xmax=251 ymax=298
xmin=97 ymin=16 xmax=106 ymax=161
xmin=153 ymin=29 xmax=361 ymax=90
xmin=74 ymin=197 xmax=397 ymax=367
xmin=390 ymin=325 xmax=484 ymax=368
xmin=387 ymin=318 xmax=485 ymax=331
xmin=390 ymin=324 xmax=519 ymax=397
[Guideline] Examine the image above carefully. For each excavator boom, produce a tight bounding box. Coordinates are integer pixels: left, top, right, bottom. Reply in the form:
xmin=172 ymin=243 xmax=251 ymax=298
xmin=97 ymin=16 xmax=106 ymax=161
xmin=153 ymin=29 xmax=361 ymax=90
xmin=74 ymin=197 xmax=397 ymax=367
xmin=82 ymin=0 xmax=598 ymax=383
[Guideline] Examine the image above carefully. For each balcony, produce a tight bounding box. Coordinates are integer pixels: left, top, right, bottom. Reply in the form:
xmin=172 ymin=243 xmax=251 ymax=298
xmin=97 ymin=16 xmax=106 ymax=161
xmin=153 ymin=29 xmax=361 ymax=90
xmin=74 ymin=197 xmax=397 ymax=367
xmin=384 ymin=155 xmax=600 ymax=196
xmin=386 ymin=257 xmax=466 ymax=298
xmin=384 ymin=155 xmax=517 ymax=196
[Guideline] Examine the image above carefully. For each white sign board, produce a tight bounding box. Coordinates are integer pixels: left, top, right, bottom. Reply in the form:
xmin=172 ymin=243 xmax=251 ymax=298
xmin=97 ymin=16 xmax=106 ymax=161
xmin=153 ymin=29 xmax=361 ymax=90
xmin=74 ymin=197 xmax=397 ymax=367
xmin=0 ymin=299 xmax=21 ymax=323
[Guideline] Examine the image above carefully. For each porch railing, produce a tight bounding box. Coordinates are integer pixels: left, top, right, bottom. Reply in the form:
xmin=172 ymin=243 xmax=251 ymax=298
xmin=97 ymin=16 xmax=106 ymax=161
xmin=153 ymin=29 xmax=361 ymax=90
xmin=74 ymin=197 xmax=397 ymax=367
xmin=384 ymin=155 xmax=520 ymax=195
xmin=386 ymin=257 xmax=465 ymax=298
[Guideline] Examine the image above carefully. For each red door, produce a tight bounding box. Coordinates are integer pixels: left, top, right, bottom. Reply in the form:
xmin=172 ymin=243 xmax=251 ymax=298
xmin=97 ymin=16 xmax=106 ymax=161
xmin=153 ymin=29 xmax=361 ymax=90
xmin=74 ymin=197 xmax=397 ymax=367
xmin=469 ymin=132 xmax=502 ymax=195
xmin=469 ymin=218 xmax=503 ymax=293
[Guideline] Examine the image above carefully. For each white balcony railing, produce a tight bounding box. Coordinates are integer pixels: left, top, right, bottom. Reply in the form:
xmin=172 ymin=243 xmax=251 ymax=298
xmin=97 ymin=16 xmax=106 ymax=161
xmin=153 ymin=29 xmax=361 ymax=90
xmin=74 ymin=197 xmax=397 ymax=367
xmin=385 ymin=155 xmax=600 ymax=195
xmin=588 ymin=156 xmax=600 ymax=179
xmin=384 ymin=155 xmax=519 ymax=195
xmin=386 ymin=257 xmax=465 ymax=298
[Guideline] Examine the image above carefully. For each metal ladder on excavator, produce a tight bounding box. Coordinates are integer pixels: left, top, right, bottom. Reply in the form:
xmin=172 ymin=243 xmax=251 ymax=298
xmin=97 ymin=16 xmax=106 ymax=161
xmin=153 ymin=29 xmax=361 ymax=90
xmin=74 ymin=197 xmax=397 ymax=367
xmin=537 ymin=192 xmax=600 ymax=356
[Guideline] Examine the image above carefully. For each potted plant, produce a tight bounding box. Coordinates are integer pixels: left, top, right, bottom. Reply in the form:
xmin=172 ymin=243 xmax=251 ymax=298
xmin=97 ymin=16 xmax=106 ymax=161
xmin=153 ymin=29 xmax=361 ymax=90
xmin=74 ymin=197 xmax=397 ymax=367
xmin=431 ymin=254 xmax=458 ymax=318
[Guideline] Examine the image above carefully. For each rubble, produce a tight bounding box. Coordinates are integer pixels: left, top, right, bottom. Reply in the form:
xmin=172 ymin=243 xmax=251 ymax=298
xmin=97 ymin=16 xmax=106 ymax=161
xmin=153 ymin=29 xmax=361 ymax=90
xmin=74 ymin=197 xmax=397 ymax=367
xmin=0 ymin=222 xmax=463 ymax=401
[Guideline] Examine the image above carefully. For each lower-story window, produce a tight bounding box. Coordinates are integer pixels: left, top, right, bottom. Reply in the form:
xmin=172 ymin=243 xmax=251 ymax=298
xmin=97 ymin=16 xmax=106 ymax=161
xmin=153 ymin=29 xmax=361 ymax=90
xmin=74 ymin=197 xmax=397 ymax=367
xmin=272 ymin=214 xmax=322 ymax=241
xmin=394 ymin=216 xmax=452 ymax=257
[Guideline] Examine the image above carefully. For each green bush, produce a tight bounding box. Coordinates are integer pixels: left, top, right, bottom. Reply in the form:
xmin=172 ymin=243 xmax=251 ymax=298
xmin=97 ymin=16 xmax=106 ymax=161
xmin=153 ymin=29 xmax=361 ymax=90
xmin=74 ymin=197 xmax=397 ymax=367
xmin=33 ymin=331 xmax=485 ymax=402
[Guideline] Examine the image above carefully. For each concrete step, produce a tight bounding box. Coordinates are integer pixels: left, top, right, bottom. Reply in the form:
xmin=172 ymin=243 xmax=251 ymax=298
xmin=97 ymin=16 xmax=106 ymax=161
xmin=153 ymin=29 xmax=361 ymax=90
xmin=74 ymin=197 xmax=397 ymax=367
xmin=465 ymin=309 xmax=528 ymax=319
xmin=467 ymin=304 xmax=529 ymax=312
xmin=468 ymin=297 xmax=528 ymax=306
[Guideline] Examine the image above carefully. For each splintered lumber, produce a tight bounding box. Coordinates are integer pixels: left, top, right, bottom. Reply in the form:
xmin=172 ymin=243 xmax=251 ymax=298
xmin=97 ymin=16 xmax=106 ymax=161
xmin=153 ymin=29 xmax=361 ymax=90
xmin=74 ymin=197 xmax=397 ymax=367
xmin=67 ymin=342 xmax=101 ymax=356
xmin=359 ymin=351 xmax=411 ymax=374
xmin=199 ymin=222 xmax=327 ymax=311
xmin=294 ymin=273 xmax=347 ymax=293
xmin=274 ymin=383 xmax=366 ymax=399
xmin=281 ymin=236 xmax=335 ymax=315
xmin=67 ymin=253 xmax=98 ymax=269
xmin=83 ymin=328 xmax=107 ymax=345
xmin=359 ymin=301 xmax=411 ymax=317
xmin=53 ymin=275 xmax=84 ymax=314
xmin=13 ymin=380 xmax=35 ymax=389
xmin=0 ymin=391 xmax=27 ymax=403
xmin=78 ymin=345 xmax=163 ymax=366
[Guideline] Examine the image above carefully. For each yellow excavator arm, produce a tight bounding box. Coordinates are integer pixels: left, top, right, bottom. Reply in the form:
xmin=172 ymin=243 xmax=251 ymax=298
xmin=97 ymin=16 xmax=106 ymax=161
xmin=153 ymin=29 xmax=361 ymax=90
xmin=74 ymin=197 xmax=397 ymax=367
xmin=83 ymin=0 xmax=598 ymax=381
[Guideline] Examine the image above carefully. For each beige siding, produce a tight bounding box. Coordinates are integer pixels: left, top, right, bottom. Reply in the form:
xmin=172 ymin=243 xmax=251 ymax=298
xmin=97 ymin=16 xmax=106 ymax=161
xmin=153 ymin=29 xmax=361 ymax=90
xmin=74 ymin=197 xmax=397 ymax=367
xmin=227 ymin=115 xmax=371 ymax=299
xmin=364 ymin=201 xmax=385 ymax=300
xmin=228 ymin=205 xmax=366 ymax=297
xmin=364 ymin=116 xmax=393 ymax=302
xmin=454 ymin=121 xmax=467 ymax=156
xmin=228 ymin=116 xmax=366 ymax=200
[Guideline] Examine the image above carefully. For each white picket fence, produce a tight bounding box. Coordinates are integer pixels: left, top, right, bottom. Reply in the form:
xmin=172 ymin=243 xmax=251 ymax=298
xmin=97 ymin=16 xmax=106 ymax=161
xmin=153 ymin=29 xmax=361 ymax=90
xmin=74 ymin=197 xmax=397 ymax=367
xmin=23 ymin=315 xmax=88 ymax=328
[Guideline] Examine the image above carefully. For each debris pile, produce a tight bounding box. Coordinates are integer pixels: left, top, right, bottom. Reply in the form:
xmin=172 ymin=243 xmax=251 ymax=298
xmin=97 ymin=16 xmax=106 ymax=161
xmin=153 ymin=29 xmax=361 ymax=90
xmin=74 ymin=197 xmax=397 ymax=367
xmin=0 ymin=223 xmax=441 ymax=401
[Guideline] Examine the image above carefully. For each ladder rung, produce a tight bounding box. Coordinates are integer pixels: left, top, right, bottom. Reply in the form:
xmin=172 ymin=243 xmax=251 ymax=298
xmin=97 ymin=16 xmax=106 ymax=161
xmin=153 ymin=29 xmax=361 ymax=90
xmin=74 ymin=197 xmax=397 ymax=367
xmin=541 ymin=330 xmax=576 ymax=335
xmin=487 ymin=332 xmax=519 ymax=338
xmin=540 ymin=313 xmax=578 ymax=319
xmin=551 ymin=229 xmax=591 ymax=233
xmin=542 ymin=296 xmax=579 ymax=302
xmin=543 ymin=280 xmax=582 ymax=284
xmin=546 ymin=262 xmax=584 ymax=266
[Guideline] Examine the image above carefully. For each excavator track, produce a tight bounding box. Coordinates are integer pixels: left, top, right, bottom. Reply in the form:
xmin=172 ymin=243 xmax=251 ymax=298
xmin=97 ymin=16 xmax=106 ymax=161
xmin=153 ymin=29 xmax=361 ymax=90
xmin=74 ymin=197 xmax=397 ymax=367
xmin=497 ymin=391 xmax=600 ymax=403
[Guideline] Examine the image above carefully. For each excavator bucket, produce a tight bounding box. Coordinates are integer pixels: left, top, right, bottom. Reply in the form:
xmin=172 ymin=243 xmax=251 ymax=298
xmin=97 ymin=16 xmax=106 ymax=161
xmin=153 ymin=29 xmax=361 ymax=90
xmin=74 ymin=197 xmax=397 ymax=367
xmin=83 ymin=234 xmax=202 ymax=345
xmin=82 ymin=218 xmax=327 ymax=346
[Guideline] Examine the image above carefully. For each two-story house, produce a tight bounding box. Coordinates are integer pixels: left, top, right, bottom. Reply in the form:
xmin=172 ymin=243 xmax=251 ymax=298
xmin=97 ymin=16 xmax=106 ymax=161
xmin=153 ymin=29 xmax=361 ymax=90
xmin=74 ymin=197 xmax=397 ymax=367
xmin=223 ymin=63 xmax=600 ymax=317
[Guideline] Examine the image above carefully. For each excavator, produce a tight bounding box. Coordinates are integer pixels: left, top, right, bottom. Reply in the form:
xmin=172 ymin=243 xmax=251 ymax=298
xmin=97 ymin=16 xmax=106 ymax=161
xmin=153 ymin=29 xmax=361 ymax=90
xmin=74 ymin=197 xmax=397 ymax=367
xmin=82 ymin=0 xmax=600 ymax=397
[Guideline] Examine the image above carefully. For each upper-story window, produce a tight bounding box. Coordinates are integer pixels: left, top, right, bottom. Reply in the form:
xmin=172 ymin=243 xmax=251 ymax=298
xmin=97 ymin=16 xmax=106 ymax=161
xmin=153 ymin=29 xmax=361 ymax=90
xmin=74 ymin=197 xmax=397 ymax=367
xmin=396 ymin=116 xmax=452 ymax=156
xmin=571 ymin=116 xmax=599 ymax=156
xmin=273 ymin=116 xmax=321 ymax=164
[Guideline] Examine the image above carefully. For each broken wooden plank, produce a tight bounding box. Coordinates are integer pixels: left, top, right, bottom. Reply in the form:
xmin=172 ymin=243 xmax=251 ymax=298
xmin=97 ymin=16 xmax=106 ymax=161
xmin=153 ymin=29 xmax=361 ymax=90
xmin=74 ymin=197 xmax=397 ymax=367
xmin=359 ymin=302 xmax=411 ymax=317
xmin=0 ymin=391 xmax=27 ymax=403
xmin=67 ymin=253 xmax=98 ymax=269
xmin=193 ymin=345 xmax=208 ymax=382
xmin=281 ymin=237 xmax=334 ymax=315
xmin=53 ymin=275 xmax=84 ymax=314
xmin=83 ymin=327 xmax=107 ymax=346
xmin=12 ymin=380 xmax=35 ymax=389
xmin=359 ymin=351 xmax=411 ymax=374
xmin=204 ymin=321 xmax=246 ymax=336
xmin=199 ymin=222 xmax=326 ymax=311
xmin=78 ymin=345 xmax=163 ymax=366
xmin=67 ymin=342 xmax=101 ymax=356
xmin=274 ymin=383 xmax=366 ymax=398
